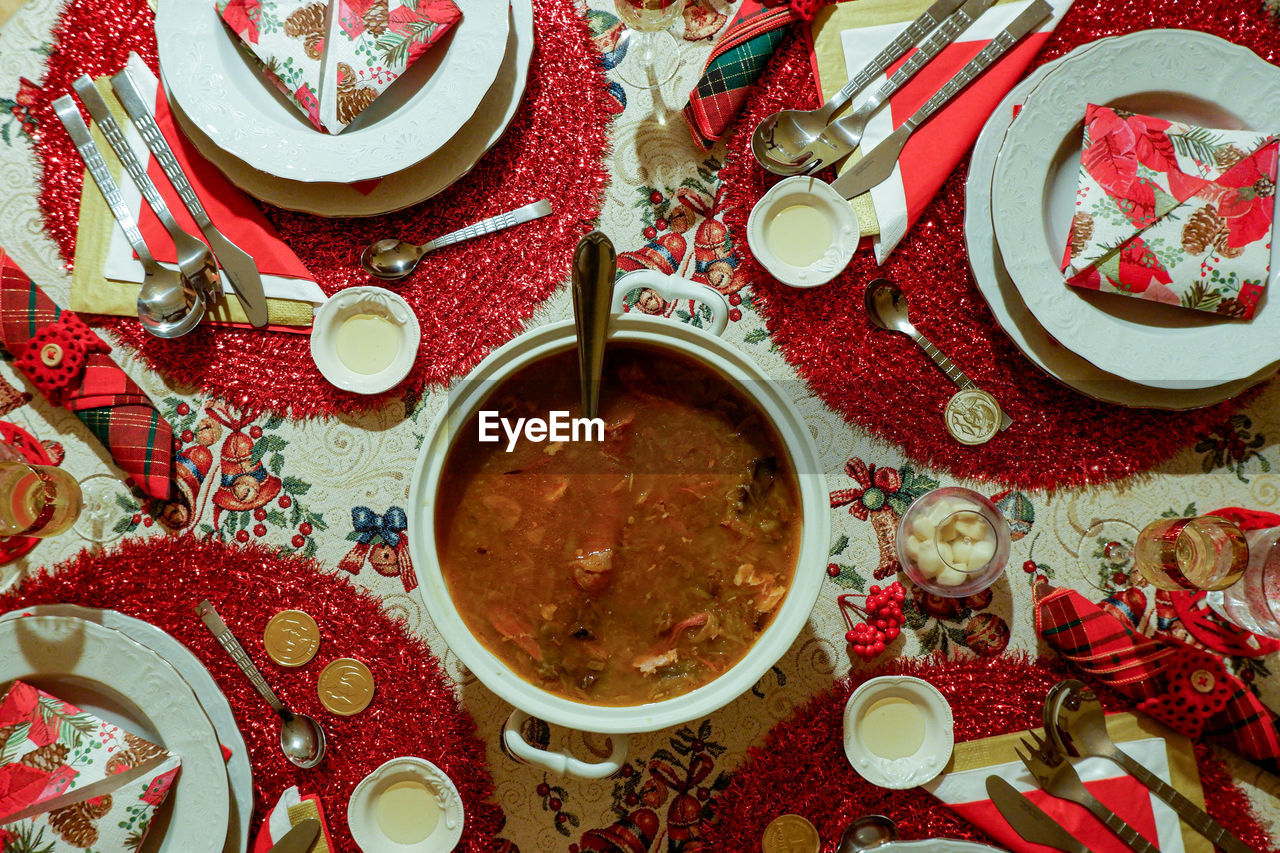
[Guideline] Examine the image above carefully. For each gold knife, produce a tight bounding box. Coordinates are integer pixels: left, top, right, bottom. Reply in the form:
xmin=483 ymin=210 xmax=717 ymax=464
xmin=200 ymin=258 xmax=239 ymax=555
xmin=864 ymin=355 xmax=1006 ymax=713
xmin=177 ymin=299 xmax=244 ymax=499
xmin=986 ymin=775 xmax=1097 ymax=853
xmin=267 ymin=818 xmax=321 ymax=853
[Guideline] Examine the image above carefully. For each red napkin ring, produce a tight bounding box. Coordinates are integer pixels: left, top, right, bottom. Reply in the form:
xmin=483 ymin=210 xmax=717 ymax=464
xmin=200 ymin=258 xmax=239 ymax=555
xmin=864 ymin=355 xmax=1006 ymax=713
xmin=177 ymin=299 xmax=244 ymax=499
xmin=15 ymin=313 xmax=110 ymax=407
xmin=1137 ymin=646 xmax=1233 ymax=739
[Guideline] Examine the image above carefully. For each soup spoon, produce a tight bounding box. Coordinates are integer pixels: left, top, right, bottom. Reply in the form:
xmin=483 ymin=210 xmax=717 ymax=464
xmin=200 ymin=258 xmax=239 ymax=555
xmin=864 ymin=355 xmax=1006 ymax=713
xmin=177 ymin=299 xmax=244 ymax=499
xmin=1045 ymin=680 xmax=1254 ymax=853
xmin=572 ymin=230 xmax=617 ymax=419
xmin=196 ymin=600 xmax=326 ymax=770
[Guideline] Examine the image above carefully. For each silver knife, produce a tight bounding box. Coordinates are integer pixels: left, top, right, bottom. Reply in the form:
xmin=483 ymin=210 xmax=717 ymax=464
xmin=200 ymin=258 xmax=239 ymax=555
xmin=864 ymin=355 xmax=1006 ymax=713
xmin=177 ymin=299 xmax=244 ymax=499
xmin=831 ymin=0 xmax=1053 ymax=199
xmin=109 ymin=68 xmax=270 ymax=328
xmin=267 ymin=818 xmax=320 ymax=853
xmin=987 ymin=775 xmax=1097 ymax=853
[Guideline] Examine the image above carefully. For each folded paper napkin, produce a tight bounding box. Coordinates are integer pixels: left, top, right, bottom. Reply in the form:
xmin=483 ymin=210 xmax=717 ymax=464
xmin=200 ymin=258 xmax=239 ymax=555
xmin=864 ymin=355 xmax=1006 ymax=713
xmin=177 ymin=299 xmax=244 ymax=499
xmin=1035 ymin=581 xmax=1280 ymax=762
xmin=1063 ymin=104 xmax=1279 ymax=319
xmin=217 ymin=0 xmax=462 ymax=134
xmin=814 ymin=0 xmax=1074 ymax=261
xmin=74 ymin=55 xmax=324 ymax=331
xmin=925 ymin=713 xmax=1208 ymax=853
xmin=250 ymin=786 xmax=333 ymax=853
xmin=0 ymin=249 xmax=174 ymax=502
xmin=0 ymin=681 xmax=181 ymax=852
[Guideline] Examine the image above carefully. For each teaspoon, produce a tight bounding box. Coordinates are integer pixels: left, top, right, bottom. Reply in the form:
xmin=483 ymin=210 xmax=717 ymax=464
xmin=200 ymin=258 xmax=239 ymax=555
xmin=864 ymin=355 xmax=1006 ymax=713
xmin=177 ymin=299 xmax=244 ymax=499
xmin=863 ymin=279 xmax=1011 ymax=432
xmin=1046 ymin=680 xmax=1254 ymax=853
xmin=196 ymin=600 xmax=326 ymax=770
xmin=362 ymin=199 xmax=553 ymax=281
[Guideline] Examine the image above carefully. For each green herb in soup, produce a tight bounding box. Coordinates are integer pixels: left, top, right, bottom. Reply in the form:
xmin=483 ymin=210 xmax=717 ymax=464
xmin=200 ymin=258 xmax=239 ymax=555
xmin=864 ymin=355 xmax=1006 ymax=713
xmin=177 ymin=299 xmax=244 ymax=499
xmin=434 ymin=344 xmax=801 ymax=706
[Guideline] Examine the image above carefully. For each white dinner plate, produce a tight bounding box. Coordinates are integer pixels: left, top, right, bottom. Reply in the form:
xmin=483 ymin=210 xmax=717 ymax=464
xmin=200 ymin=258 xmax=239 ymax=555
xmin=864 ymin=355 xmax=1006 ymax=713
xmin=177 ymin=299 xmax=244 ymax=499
xmin=991 ymin=30 xmax=1280 ymax=390
xmin=156 ymin=0 xmax=508 ymax=183
xmin=0 ymin=616 xmax=229 ymax=853
xmin=0 ymin=606 xmax=252 ymax=853
xmin=967 ymin=38 xmax=1274 ymax=409
xmin=170 ymin=0 xmax=533 ymax=216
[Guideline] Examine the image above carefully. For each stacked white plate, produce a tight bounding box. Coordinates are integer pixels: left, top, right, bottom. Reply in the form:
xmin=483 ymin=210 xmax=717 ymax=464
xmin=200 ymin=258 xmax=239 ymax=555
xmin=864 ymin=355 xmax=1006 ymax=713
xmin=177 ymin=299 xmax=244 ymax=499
xmin=968 ymin=30 xmax=1280 ymax=409
xmin=154 ymin=0 xmax=534 ymax=216
xmin=0 ymin=608 xmax=253 ymax=853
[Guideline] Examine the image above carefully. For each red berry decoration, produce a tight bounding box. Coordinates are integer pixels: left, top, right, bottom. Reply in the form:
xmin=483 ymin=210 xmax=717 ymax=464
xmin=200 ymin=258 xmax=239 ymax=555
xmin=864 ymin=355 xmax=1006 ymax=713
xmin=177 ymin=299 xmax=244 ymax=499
xmin=254 ymin=508 xmax=267 ymax=521
xmin=176 ymin=403 xmax=190 ymax=415
xmin=291 ymin=534 xmax=305 ymax=548
xmin=643 ymin=226 xmax=657 ymax=240
xmin=131 ymin=513 xmax=141 ymax=524
xmin=251 ymin=524 xmax=264 ymax=537
xmin=278 ymin=495 xmax=292 ymax=508
xmin=235 ymin=529 xmax=249 ymax=543
xmin=838 ymin=581 xmax=908 ymax=662
xmin=249 ymin=425 xmax=263 ymax=439
xmin=655 ymin=217 xmax=668 ymax=231
xmin=827 ymin=563 xmax=840 ymax=577
xmin=299 ymin=522 xmax=313 ymax=535
xmin=649 ymin=190 xmax=663 ymax=204
xmin=142 ymin=517 xmax=153 ymax=527
xmin=536 ymin=783 xmax=550 ymax=796
xmin=728 ymin=293 xmax=741 ymax=306
xmin=728 ymin=309 xmax=742 ymax=322
xmin=180 ymin=429 xmax=194 ymax=443
xmin=1023 ymin=560 xmax=1037 ymax=573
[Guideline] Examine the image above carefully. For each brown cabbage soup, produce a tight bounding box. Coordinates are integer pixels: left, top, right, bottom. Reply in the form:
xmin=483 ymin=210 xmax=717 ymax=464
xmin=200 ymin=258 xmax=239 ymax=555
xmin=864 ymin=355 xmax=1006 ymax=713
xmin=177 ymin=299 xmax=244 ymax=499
xmin=434 ymin=343 xmax=801 ymax=706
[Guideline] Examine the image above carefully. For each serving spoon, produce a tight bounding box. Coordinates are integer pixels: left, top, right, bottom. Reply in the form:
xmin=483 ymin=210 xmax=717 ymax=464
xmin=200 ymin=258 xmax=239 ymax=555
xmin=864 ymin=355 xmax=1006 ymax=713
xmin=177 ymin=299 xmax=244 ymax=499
xmin=196 ymin=600 xmax=326 ymax=770
xmin=362 ymin=200 xmax=553 ymax=281
xmin=572 ymin=231 xmax=617 ymax=419
xmin=1045 ymin=680 xmax=1254 ymax=853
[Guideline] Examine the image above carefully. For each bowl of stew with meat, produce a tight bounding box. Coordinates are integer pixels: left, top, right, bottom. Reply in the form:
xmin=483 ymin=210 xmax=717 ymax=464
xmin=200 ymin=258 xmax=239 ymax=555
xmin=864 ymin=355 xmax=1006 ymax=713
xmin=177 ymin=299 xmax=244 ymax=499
xmin=408 ymin=270 xmax=828 ymax=777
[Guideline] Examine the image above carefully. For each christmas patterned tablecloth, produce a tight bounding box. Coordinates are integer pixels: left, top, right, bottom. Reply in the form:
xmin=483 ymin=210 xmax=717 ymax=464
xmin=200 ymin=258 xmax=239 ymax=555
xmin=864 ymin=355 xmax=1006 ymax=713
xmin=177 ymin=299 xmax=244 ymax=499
xmin=2 ymin=0 xmax=1280 ymax=849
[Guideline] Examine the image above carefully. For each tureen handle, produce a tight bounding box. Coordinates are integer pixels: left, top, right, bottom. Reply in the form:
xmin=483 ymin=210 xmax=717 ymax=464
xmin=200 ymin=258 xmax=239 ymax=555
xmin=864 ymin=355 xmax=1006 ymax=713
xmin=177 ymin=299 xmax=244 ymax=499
xmin=611 ymin=270 xmax=731 ymax=337
xmin=503 ymin=710 xmax=629 ymax=779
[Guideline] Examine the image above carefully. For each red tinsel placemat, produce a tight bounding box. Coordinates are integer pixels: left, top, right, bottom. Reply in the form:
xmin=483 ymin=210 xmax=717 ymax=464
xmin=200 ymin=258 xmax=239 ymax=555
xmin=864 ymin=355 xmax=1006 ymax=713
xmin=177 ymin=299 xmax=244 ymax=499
xmin=0 ymin=536 xmax=506 ymax=851
xmin=703 ymin=655 xmax=1279 ymax=852
xmin=718 ymin=0 xmax=1280 ymax=490
xmin=33 ymin=0 xmax=611 ymax=418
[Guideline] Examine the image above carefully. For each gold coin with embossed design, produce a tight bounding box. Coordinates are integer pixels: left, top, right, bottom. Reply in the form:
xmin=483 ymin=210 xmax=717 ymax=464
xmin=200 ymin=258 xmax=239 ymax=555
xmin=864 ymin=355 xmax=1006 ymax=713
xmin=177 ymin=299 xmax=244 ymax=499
xmin=317 ymin=657 xmax=375 ymax=715
xmin=762 ymin=814 xmax=820 ymax=853
xmin=263 ymin=610 xmax=320 ymax=667
xmin=944 ymin=388 xmax=1002 ymax=446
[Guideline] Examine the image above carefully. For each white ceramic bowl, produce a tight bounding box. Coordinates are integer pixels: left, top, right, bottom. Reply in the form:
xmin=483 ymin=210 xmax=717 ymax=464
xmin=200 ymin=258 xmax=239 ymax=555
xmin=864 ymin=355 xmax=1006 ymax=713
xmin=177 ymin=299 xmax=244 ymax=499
xmin=310 ymin=287 xmax=419 ymax=394
xmin=896 ymin=487 xmax=1011 ymax=599
xmin=746 ymin=176 xmax=859 ymax=288
xmin=347 ymin=757 xmax=463 ymax=853
xmin=843 ymin=675 xmax=954 ymax=790
xmin=407 ymin=270 xmax=829 ymax=777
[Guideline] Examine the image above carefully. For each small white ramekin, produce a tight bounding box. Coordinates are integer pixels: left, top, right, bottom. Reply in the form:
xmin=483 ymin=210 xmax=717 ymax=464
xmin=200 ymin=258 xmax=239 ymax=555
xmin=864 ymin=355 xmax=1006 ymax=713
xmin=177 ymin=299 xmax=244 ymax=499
xmin=842 ymin=675 xmax=954 ymax=789
xmin=310 ymin=286 xmax=420 ymax=394
xmin=746 ymin=176 xmax=859 ymax=288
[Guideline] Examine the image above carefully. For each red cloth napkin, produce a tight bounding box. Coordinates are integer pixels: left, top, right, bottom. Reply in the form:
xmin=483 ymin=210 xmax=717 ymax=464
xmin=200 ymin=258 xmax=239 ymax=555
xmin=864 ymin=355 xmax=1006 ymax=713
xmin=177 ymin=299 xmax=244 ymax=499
xmin=0 ymin=250 xmax=173 ymax=501
xmin=250 ymin=787 xmax=335 ymax=853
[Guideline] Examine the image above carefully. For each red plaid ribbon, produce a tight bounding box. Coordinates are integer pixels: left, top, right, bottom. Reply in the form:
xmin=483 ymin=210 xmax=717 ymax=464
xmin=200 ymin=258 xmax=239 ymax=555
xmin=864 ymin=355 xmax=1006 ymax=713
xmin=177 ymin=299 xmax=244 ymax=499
xmin=681 ymin=0 xmax=799 ymax=150
xmin=1036 ymin=583 xmax=1280 ymax=761
xmin=0 ymin=250 xmax=173 ymax=501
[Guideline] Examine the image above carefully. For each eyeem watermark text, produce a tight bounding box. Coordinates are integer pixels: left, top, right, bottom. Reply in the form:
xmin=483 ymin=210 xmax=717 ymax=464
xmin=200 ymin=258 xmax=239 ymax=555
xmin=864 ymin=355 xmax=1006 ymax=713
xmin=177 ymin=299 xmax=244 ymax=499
xmin=478 ymin=411 xmax=605 ymax=452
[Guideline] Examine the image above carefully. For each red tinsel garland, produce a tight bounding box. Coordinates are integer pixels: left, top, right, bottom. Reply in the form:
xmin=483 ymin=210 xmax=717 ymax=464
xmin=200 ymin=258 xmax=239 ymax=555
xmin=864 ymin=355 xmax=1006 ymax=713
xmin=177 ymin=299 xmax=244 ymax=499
xmin=34 ymin=0 xmax=612 ymax=418
xmin=718 ymin=0 xmax=1280 ymax=491
xmin=0 ymin=536 xmax=506 ymax=852
xmin=702 ymin=655 xmax=1279 ymax=853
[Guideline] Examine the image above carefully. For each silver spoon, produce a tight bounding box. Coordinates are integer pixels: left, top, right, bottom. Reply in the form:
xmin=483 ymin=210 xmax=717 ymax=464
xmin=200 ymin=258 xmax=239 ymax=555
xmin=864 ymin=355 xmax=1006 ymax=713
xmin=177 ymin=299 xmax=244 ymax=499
xmin=52 ymin=96 xmax=205 ymax=338
xmin=572 ymin=231 xmax=617 ymax=419
xmin=750 ymin=0 xmax=967 ymax=175
xmin=838 ymin=815 xmax=898 ymax=851
xmin=1046 ymin=680 xmax=1255 ymax=853
xmin=864 ymin=279 xmax=1011 ymax=432
xmin=362 ymin=199 xmax=553 ymax=281
xmin=195 ymin=600 xmax=326 ymax=770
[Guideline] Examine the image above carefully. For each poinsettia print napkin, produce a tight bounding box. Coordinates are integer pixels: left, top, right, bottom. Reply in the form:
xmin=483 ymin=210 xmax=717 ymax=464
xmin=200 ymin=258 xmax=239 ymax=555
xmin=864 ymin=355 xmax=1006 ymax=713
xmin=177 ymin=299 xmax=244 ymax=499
xmin=1062 ymin=104 xmax=1279 ymax=319
xmin=217 ymin=0 xmax=461 ymax=134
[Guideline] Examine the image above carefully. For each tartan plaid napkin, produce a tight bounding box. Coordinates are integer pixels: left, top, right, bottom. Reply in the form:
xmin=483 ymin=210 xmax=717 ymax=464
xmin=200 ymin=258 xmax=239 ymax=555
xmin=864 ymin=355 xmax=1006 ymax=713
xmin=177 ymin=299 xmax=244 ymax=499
xmin=0 ymin=249 xmax=173 ymax=501
xmin=682 ymin=0 xmax=800 ymax=150
xmin=1035 ymin=581 xmax=1280 ymax=761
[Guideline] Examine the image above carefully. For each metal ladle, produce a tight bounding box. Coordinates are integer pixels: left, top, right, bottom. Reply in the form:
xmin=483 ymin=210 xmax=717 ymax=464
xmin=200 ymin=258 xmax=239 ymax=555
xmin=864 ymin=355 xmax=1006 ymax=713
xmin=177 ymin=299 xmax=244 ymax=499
xmin=195 ymin=600 xmax=326 ymax=769
xmin=1045 ymin=680 xmax=1254 ymax=853
xmin=571 ymin=231 xmax=617 ymax=419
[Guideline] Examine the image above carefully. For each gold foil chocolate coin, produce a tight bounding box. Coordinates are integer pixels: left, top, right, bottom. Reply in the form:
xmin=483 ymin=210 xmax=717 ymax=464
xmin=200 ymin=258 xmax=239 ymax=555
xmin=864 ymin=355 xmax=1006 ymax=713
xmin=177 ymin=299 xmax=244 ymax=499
xmin=944 ymin=388 xmax=1002 ymax=446
xmin=318 ymin=658 xmax=375 ymax=716
xmin=263 ymin=610 xmax=320 ymax=667
xmin=762 ymin=814 xmax=820 ymax=853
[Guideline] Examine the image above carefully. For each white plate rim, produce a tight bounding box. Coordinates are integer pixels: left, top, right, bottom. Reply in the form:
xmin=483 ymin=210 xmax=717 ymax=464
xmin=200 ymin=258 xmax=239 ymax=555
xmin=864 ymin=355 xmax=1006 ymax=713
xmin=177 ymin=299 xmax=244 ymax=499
xmin=0 ymin=605 xmax=252 ymax=853
xmin=967 ymin=37 xmax=1274 ymax=409
xmin=156 ymin=0 xmax=509 ymax=183
xmin=0 ymin=615 xmax=229 ymax=853
xmin=991 ymin=29 xmax=1280 ymax=389
xmin=170 ymin=0 xmax=535 ymax=216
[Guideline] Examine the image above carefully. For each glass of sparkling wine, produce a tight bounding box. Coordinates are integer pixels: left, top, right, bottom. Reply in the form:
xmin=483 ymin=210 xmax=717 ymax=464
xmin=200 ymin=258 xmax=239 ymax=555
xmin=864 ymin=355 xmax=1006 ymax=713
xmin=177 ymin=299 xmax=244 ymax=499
xmin=1211 ymin=526 xmax=1280 ymax=639
xmin=1133 ymin=515 xmax=1248 ymax=592
xmin=613 ymin=0 xmax=687 ymax=89
xmin=0 ymin=460 xmax=82 ymax=538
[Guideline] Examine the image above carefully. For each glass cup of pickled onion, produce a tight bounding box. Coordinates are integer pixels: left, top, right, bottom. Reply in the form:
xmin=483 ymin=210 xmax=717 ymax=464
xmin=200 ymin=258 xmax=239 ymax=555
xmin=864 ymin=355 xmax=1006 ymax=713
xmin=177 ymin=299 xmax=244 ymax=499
xmin=895 ymin=487 xmax=1010 ymax=598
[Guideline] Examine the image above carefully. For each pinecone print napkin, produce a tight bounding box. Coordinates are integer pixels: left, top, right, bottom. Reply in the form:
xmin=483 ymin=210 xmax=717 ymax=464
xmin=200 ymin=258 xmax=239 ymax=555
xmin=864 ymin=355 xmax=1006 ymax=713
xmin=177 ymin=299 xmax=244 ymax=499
xmin=216 ymin=0 xmax=462 ymax=133
xmin=1062 ymin=104 xmax=1279 ymax=319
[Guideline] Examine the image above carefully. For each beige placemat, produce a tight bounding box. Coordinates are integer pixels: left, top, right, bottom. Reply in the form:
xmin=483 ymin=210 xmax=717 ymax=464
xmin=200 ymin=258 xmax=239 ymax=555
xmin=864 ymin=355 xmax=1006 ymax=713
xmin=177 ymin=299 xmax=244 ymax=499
xmin=70 ymin=77 xmax=315 ymax=328
xmin=942 ymin=711 xmax=1210 ymax=853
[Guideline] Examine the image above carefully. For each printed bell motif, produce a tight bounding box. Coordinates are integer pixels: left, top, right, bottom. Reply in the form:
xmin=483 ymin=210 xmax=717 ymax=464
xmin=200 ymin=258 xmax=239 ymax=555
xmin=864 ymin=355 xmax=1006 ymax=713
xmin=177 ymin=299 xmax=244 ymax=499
xmin=207 ymin=410 xmax=282 ymax=517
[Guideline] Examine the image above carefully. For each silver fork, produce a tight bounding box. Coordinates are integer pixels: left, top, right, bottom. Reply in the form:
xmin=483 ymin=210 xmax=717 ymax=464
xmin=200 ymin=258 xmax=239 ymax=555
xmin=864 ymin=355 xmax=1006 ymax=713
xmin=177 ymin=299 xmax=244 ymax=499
xmin=70 ymin=76 xmax=220 ymax=305
xmin=1016 ymin=731 xmax=1162 ymax=853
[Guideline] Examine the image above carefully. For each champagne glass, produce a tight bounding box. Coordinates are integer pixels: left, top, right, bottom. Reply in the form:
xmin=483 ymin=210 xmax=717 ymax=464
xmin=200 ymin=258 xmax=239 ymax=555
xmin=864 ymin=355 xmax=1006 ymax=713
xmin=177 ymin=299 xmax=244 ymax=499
xmin=0 ymin=460 xmax=82 ymax=538
xmin=613 ymin=0 xmax=687 ymax=90
xmin=1133 ymin=515 xmax=1248 ymax=592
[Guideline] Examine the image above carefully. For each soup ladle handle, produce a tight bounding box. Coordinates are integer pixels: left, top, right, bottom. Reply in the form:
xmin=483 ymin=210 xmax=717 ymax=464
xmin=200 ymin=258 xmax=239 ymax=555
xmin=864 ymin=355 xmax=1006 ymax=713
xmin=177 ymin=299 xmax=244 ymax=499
xmin=503 ymin=710 xmax=628 ymax=779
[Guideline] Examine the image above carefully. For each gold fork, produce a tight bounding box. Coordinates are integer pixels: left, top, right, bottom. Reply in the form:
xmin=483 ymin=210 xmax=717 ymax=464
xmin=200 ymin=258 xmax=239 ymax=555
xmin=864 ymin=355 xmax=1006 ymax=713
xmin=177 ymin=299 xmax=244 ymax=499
xmin=1015 ymin=731 xmax=1162 ymax=853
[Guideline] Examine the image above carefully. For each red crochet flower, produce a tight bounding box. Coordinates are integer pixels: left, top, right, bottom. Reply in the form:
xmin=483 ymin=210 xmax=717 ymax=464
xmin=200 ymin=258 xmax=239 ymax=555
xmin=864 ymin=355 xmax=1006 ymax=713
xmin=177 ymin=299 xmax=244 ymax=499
xmin=14 ymin=313 xmax=110 ymax=407
xmin=1137 ymin=646 xmax=1233 ymax=739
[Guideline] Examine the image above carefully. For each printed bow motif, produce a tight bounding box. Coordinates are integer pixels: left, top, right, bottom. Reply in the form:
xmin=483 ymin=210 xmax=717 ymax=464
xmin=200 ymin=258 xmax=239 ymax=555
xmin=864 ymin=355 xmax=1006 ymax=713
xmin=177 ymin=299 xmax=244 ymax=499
xmin=349 ymin=505 xmax=406 ymax=547
xmin=338 ymin=505 xmax=415 ymax=592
